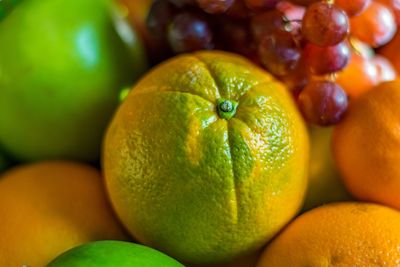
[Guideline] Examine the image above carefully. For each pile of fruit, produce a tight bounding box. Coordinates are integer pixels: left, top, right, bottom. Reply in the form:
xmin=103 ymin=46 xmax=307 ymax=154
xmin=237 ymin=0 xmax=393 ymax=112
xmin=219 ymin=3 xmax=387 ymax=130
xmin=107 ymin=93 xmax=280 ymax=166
xmin=1 ymin=0 xmax=400 ymax=266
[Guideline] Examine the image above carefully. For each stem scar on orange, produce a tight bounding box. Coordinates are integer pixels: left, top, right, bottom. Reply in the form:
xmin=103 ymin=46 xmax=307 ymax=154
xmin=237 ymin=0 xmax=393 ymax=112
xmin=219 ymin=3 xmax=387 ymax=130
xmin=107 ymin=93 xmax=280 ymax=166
xmin=103 ymin=51 xmax=309 ymax=265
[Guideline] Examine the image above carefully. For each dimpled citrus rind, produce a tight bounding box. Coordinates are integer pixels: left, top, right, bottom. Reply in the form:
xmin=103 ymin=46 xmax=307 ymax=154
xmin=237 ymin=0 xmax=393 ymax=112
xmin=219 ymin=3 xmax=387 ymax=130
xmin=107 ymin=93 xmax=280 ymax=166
xmin=257 ymin=202 xmax=400 ymax=267
xmin=104 ymin=51 xmax=309 ymax=265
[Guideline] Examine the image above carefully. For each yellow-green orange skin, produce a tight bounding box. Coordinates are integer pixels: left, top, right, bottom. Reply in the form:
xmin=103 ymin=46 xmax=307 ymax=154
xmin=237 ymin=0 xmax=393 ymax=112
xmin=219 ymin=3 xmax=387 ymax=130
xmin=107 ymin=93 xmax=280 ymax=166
xmin=103 ymin=51 xmax=309 ymax=265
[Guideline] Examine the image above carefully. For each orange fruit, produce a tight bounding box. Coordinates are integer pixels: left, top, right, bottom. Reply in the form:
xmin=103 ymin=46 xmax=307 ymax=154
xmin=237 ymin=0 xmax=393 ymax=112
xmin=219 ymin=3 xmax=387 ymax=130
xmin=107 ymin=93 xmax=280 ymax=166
xmin=302 ymin=126 xmax=351 ymax=211
xmin=333 ymin=80 xmax=400 ymax=210
xmin=256 ymin=202 xmax=400 ymax=267
xmin=350 ymin=1 xmax=397 ymax=48
xmin=380 ymin=31 xmax=400 ymax=74
xmin=336 ymin=52 xmax=379 ymax=100
xmin=0 ymin=161 xmax=127 ymax=267
xmin=103 ymin=51 xmax=309 ymax=265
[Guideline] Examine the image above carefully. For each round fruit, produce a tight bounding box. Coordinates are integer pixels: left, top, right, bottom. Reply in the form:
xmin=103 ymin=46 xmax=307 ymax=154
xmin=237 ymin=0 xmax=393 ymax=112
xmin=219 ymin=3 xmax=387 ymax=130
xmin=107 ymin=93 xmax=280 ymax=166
xmin=167 ymin=11 xmax=214 ymax=53
xmin=47 ymin=240 xmax=183 ymax=267
xmin=372 ymin=55 xmax=397 ymax=83
xmin=256 ymin=202 xmax=400 ymax=266
xmin=336 ymin=52 xmax=379 ymax=100
xmin=0 ymin=0 xmax=147 ymax=162
xmin=335 ymin=0 xmax=371 ymax=17
xmin=103 ymin=51 xmax=309 ymax=265
xmin=302 ymin=41 xmax=351 ymax=75
xmin=0 ymin=161 xmax=127 ymax=267
xmin=301 ymin=2 xmax=349 ymax=47
xmin=350 ymin=1 xmax=397 ymax=48
xmin=298 ymin=80 xmax=348 ymax=126
xmin=380 ymin=31 xmax=400 ymax=74
xmin=333 ymin=80 xmax=400 ymax=210
xmin=302 ymin=126 xmax=351 ymax=211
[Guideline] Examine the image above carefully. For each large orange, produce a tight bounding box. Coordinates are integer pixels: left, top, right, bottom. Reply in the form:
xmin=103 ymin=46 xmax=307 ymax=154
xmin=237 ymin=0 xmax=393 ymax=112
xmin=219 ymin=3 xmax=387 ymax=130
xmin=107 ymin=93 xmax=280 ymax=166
xmin=333 ymin=80 xmax=400 ymax=210
xmin=0 ymin=161 xmax=127 ymax=267
xmin=256 ymin=202 xmax=400 ymax=266
xmin=103 ymin=51 xmax=309 ymax=265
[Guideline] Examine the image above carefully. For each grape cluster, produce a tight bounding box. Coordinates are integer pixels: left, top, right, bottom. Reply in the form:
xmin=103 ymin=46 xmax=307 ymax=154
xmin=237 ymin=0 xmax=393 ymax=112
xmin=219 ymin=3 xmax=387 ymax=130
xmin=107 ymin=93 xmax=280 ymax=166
xmin=146 ymin=0 xmax=397 ymax=126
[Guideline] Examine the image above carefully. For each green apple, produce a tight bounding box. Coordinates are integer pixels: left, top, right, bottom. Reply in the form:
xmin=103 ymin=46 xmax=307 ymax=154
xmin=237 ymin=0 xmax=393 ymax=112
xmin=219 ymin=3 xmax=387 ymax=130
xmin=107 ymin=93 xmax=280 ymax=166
xmin=0 ymin=0 xmax=147 ymax=162
xmin=47 ymin=240 xmax=184 ymax=267
xmin=302 ymin=126 xmax=352 ymax=211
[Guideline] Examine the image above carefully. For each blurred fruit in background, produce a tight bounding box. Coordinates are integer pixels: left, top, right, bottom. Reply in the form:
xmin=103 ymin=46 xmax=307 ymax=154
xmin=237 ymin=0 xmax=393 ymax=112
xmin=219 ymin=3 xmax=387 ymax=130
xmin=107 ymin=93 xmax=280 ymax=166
xmin=376 ymin=0 xmax=400 ymax=26
xmin=302 ymin=126 xmax=351 ymax=211
xmin=0 ymin=0 xmax=147 ymax=162
xmin=333 ymin=80 xmax=400 ymax=210
xmin=0 ymin=161 xmax=128 ymax=266
xmin=47 ymin=240 xmax=184 ymax=267
xmin=380 ymin=31 xmax=400 ymax=74
xmin=103 ymin=51 xmax=309 ymax=265
xmin=256 ymin=203 xmax=400 ymax=267
xmin=350 ymin=1 xmax=396 ymax=48
xmin=336 ymin=52 xmax=379 ymax=100
xmin=372 ymin=54 xmax=397 ymax=82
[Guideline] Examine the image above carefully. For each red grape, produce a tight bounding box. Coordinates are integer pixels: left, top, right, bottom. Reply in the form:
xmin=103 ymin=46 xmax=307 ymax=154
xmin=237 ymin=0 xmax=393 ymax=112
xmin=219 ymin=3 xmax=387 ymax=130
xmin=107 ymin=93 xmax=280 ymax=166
xmin=226 ymin=0 xmax=252 ymax=18
xmin=279 ymin=62 xmax=309 ymax=96
xmin=167 ymin=12 xmax=214 ymax=53
xmin=335 ymin=0 xmax=371 ymax=17
xmin=169 ymin=0 xmax=196 ymax=7
xmin=244 ymin=0 xmax=279 ymax=11
xmin=196 ymin=0 xmax=234 ymax=14
xmin=146 ymin=0 xmax=176 ymax=39
xmin=302 ymin=2 xmax=349 ymax=47
xmin=302 ymin=41 xmax=351 ymax=75
xmin=376 ymin=0 xmax=400 ymax=26
xmin=373 ymin=55 xmax=397 ymax=83
xmin=351 ymin=1 xmax=397 ymax=47
xmin=258 ymin=30 xmax=302 ymax=76
xmin=298 ymin=80 xmax=348 ymax=126
xmin=217 ymin=17 xmax=255 ymax=56
xmin=250 ymin=10 xmax=288 ymax=42
xmin=289 ymin=0 xmax=319 ymax=6
xmin=276 ymin=1 xmax=306 ymax=21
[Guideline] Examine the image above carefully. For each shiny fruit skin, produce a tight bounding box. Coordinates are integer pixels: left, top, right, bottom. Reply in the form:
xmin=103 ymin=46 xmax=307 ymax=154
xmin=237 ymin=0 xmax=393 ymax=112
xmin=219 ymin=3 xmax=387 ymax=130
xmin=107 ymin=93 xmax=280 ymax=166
xmin=197 ymin=0 xmax=234 ymax=14
xmin=350 ymin=1 xmax=397 ymax=48
xmin=0 ymin=161 xmax=128 ymax=267
xmin=47 ymin=241 xmax=184 ymax=267
xmin=335 ymin=0 xmax=371 ymax=17
xmin=103 ymin=51 xmax=309 ymax=265
xmin=380 ymin=30 xmax=400 ymax=74
xmin=0 ymin=0 xmax=147 ymax=162
xmin=256 ymin=202 xmax=400 ymax=267
xmin=336 ymin=52 xmax=379 ymax=100
xmin=302 ymin=41 xmax=351 ymax=75
xmin=258 ymin=30 xmax=302 ymax=76
xmin=375 ymin=0 xmax=400 ymax=26
xmin=167 ymin=11 xmax=214 ymax=53
xmin=333 ymin=80 xmax=400 ymax=210
xmin=298 ymin=81 xmax=348 ymax=126
xmin=372 ymin=55 xmax=397 ymax=83
xmin=301 ymin=2 xmax=349 ymax=47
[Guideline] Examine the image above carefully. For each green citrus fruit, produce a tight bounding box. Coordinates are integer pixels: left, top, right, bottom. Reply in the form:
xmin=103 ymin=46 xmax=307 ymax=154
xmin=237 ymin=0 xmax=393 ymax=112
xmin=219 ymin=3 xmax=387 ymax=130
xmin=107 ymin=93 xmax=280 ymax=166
xmin=302 ymin=126 xmax=352 ymax=211
xmin=0 ymin=0 xmax=147 ymax=162
xmin=103 ymin=51 xmax=309 ymax=265
xmin=47 ymin=240 xmax=184 ymax=267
